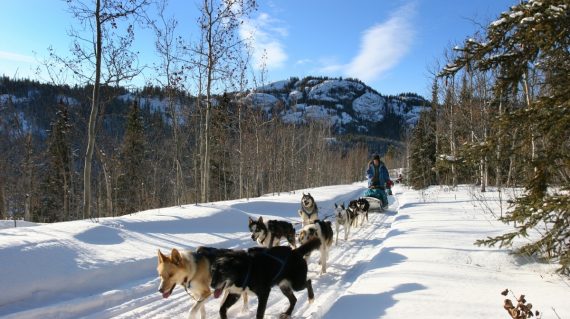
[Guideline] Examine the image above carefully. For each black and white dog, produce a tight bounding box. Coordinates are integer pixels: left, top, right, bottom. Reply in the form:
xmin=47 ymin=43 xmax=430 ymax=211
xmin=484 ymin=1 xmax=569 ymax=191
xmin=356 ymin=197 xmax=370 ymax=226
xmin=298 ymin=193 xmax=319 ymax=226
xmin=298 ymin=220 xmax=334 ymax=274
xmin=210 ymin=239 xmax=321 ymax=319
xmin=347 ymin=200 xmax=361 ymax=227
xmin=248 ymin=216 xmax=296 ymax=248
xmin=334 ymin=202 xmax=353 ymax=245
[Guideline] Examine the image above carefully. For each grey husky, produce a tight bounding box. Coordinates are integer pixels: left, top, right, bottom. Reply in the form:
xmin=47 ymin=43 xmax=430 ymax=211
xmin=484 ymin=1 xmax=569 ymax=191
xmin=298 ymin=193 xmax=319 ymax=226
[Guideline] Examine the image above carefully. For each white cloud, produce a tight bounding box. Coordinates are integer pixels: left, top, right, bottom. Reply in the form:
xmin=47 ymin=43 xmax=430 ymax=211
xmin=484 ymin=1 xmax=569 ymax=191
xmin=240 ymin=12 xmax=288 ymax=70
xmin=0 ymin=51 xmax=35 ymax=64
xmin=321 ymin=3 xmax=416 ymax=82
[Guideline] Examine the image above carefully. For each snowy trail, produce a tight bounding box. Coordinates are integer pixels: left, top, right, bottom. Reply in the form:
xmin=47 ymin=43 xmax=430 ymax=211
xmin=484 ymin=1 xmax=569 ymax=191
xmin=80 ymin=192 xmax=397 ymax=319
xmin=3 ymin=184 xmax=570 ymax=318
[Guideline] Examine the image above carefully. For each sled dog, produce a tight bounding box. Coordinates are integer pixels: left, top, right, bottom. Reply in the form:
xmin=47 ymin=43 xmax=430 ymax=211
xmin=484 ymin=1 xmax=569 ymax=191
xmin=210 ymin=239 xmax=322 ymax=319
xmin=156 ymin=247 xmax=247 ymax=319
xmin=356 ymin=197 xmax=370 ymax=225
xmin=298 ymin=193 xmax=319 ymax=226
xmin=298 ymin=220 xmax=334 ymax=274
xmin=334 ymin=202 xmax=353 ymax=244
xmin=347 ymin=200 xmax=361 ymax=227
xmin=248 ymin=216 xmax=296 ymax=248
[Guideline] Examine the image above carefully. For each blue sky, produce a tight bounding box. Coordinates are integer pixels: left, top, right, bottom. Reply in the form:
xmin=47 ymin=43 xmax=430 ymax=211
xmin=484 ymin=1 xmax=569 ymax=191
xmin=0 ymin=0 xmax=515 ymax=97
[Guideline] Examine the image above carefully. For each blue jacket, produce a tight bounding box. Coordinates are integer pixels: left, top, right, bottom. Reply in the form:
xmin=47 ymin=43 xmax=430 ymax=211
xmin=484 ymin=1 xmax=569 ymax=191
xmin=366 ymin=161 xmax=390 ymax=188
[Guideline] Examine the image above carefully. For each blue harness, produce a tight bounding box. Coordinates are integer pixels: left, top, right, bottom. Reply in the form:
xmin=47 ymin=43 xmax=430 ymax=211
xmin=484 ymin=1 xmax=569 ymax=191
xmin=262 ymin=251 xmax=289 ymax=283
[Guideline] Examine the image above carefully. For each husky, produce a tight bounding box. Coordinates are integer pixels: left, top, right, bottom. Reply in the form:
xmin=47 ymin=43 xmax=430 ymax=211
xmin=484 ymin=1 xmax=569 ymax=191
xmin=210 ymin=239 xmax=322 ymax=319
xmin=347 ymin=200 xmax=361 ymax=227
xmin=334 ymin=202 xmax=353 ymax=245
xmin=356 ymin=197 xmax=370 ymax=225
xmin=298 ymin=220 xmax=334 ymax=274
xmin=156 ymin=247 xmax=248 ymax=319
xmin=298 ymin=193 xmax=319 ymax=226
xmin=248 ymin=216 xmax=296 ymax=248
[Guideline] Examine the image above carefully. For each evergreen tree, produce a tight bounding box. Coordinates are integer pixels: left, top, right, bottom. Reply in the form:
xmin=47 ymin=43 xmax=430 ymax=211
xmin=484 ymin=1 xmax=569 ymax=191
xmin=408 ymin=109 xmax=436 ymax=189
xmin=441 ymin=0 xmax=570 ymax=274
xmin=40 ymin=100 xmax=73 ymax=222
xmin=117 ymin=101 xmax=146 ymax=215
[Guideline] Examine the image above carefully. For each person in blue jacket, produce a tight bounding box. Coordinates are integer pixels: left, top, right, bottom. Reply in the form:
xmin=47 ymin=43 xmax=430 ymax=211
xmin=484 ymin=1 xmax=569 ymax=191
xmin=364 ymin=154 xmax=390 ymax=208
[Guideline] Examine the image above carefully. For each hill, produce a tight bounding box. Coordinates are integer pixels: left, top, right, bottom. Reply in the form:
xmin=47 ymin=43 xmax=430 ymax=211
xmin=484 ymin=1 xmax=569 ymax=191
xmin=246 ymin=76 xmax=429 ymax=138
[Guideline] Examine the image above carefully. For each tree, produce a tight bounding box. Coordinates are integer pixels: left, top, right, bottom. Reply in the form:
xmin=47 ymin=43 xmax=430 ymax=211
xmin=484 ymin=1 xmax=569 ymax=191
xmin=441 ymin=0 xmax=570 ymax=274
xmin=193 ymin=0 xmax=257 ymax=202
xmin=41 ymin=100 xmax=73 ymax=221
xmin=117 ymin=100 xmax=146 ymax=215
xmin=408 ymin=107 xmax=436 ymax=189
xmin=54 ymin=0 xmax=152 ymax=219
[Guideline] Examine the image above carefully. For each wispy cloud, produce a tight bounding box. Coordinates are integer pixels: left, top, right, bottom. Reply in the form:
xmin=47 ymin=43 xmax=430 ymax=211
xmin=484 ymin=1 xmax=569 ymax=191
xmin=320 ymin=3 xmax=416 ymax=82
xmin=240 ymin=12 xmax=288 ymax=70
xmin=0 ymin=50 xmax=35 ymax=64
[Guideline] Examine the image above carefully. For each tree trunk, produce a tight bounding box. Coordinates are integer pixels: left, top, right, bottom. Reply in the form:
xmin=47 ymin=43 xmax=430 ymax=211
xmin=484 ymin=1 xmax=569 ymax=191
xmin=496 ymin=93 xmax=503 ymax=188
xmin=83 ymin=0 xmax=102 ymax=220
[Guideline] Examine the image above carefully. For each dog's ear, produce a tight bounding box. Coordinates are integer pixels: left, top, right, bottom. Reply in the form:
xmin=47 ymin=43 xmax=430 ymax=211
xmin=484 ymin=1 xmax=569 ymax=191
xmin=334 ymin=203 xmax=338 ymax=208
xmin=258 ymin=216 xmax=263 ymax=223
xmin=248 ymin=216 xmax=254 ymax=225
xmin=171 ymin=248 xmax=182 ymax=266
xmin=308 ymin=192 xmax=311 ymax=196
xmin=157 ymin=249 xmax=166 ymax=264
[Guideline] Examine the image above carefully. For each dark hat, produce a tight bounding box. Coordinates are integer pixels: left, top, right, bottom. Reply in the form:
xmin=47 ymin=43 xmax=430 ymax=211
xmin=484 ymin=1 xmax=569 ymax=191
xmin=373 ymin=154 xmax=380 ymax=161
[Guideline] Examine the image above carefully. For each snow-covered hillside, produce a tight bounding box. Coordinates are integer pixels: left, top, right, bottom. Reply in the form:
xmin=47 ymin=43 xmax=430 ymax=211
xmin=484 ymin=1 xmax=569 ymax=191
xmin=249 ymin=77 xmax=429 ymax=133
xmin=1 ymin=184 xmax=567 ymax=319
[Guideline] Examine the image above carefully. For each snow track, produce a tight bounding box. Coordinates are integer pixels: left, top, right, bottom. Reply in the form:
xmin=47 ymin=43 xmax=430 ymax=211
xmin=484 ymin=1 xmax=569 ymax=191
xmin=79 ymin=195 xmax=399 ymax=319
xmin=0 ymin=184 xmax=406 ymax=319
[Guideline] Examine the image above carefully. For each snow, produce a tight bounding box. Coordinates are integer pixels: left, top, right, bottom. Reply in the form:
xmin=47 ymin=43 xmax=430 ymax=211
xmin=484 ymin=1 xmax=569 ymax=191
xmin=0 ymin=220 xmax=40 ymax=229
xmin=308 ymin=80 xmax=363 ymax=102
xmin=1 ymin=184 xmax=568 ymax=319
xmin=490 ymin=17 xmax=507 ymax=27
xmin=0 ymin=94 xmax=28 ymax=104
xmin=257 ymin=80 xmax=290 ymax=92
xmin=352 ymin=92 xmax=385 ymax=122
xmin=57 ymin=95 xmax=80 ymax=106
xmin=243 ymin=92 xmax=279 ymax=111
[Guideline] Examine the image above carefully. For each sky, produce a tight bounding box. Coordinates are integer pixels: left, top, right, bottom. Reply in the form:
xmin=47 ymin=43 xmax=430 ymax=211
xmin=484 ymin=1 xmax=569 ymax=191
xmin=0 ymin=0 xmax=516 ymax=97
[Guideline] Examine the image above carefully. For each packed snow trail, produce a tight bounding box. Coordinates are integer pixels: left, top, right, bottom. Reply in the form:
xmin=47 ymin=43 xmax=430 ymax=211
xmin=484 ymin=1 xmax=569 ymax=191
xmin=3 ymin=184 xmax=569 ymax=318
xmin=84 ymin=190 xmax=398 ymax=319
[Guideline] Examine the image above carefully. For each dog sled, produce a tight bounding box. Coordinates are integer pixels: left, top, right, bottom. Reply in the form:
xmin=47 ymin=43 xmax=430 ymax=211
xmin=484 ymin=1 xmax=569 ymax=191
xmin=361 ymin=196 xmax=384 ymax=212
xmin=362 ymin=186 xmax=389 ymax=212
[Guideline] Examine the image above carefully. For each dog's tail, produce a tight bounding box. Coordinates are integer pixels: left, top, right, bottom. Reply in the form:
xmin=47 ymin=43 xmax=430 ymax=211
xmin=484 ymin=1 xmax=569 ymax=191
xmin=295 ymin=238 xmax=321 ymax=256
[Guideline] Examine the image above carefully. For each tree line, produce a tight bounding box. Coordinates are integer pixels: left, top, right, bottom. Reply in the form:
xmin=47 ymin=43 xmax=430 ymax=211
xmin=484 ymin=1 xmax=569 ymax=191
xmin=0 ymin=0 xmax=373 ymax=224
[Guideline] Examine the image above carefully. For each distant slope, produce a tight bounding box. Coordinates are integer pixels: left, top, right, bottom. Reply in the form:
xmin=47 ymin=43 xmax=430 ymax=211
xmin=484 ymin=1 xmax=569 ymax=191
xmin=245 ymin=76 xmax=430 ymax=137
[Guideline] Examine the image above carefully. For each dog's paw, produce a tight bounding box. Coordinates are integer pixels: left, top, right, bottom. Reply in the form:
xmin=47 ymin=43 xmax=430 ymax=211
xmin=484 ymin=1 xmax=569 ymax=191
xmin=308 ymin=297 xmax=315 ymax=304
xmin=279 ymin=313 xmax=291 ymax=319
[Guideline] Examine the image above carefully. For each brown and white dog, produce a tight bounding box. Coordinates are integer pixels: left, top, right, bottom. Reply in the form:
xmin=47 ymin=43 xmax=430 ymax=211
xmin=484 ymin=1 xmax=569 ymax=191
xmin=157 ymin=247 xmax=247 ymax=319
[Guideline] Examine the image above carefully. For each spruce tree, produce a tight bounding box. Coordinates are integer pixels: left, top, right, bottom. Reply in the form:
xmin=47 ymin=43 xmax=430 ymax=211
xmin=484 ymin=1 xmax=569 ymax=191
xmin=440 ymin=0 xmax=570 ymax=274
xmin=117 ymin=101 xmax=146 ymax=215
xmin=41 ymin=100 xmax=72 ymax=221
xmin=408 ymin=109 xmax=436 ymax=189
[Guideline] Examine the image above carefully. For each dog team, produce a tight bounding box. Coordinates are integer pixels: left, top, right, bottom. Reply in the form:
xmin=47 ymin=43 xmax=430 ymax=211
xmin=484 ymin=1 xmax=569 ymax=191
xmin=157 ymin=192 xmax=377 ymax=319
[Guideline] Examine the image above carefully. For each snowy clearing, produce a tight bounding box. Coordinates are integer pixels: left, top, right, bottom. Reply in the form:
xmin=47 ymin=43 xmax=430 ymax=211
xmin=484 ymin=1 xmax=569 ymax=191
xmin=0 ymin=183 xmax=568 ymax=318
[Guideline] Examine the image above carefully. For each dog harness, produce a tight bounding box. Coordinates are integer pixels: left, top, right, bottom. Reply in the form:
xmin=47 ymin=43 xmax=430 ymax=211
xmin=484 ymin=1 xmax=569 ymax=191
xmin=301 ymin=205 xmax=318 ymax=217
xmin=261 ymin=251 xmax=289 ymax=283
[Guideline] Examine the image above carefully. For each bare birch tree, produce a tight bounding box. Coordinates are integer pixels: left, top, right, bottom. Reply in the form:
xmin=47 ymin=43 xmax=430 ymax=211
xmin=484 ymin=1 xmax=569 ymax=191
xmin=55 ymin=0 xmax=152 ymax=219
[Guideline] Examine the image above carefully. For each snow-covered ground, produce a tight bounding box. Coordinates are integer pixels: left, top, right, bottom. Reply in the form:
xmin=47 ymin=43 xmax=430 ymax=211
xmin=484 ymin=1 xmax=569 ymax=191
xmin=1 ymin=184 xmax=568 ymax=318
